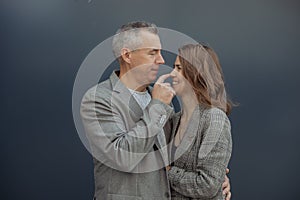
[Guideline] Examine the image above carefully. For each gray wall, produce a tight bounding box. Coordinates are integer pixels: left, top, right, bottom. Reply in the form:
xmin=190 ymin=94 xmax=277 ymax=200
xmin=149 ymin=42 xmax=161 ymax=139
xmin=1 ymin=0 xmax=299 ymax=199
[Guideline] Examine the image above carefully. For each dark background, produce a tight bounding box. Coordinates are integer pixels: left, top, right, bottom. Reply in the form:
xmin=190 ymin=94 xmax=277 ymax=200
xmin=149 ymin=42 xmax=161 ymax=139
xmin=1 ymin=0 xmax=300 ymax=199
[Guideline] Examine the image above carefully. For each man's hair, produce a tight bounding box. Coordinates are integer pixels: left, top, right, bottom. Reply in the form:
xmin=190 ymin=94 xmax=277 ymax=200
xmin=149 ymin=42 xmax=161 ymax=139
xmin=112 ymin=21 xmax=158 ymax=59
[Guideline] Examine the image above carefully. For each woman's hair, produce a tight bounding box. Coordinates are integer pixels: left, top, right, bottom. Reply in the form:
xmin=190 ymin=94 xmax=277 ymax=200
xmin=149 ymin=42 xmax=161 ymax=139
xmin=178 ymin=43 xmax=233 ymax=115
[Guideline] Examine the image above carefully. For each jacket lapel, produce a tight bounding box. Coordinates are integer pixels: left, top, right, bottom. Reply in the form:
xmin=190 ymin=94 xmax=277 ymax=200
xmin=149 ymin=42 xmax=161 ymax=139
xmin=174 ymin=106 xmax=205 ymax=161
xmin=110 ymin=71 xmax=143 ymax=121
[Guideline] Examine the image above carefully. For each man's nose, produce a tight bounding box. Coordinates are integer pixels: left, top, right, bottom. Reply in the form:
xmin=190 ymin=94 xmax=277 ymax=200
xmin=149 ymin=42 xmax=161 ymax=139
xmin=156 ymin=53 xmax=165 ymax=64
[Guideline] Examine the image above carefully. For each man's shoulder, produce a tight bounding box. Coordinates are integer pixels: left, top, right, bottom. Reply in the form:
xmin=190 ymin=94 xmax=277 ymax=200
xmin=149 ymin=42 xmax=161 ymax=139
xmin=83 ymin=78 xmax=113 ymax=100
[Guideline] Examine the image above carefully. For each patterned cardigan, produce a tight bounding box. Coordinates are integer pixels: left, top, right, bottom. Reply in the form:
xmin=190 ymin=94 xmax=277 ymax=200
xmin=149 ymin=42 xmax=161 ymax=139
xmin=165 ymin=105 xmax=232 ymax=200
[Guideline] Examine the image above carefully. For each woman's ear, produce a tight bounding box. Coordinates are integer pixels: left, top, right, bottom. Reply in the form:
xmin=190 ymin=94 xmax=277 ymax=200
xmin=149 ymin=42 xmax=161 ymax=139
xmin=120 ymin=48 xmax=131 ymax=64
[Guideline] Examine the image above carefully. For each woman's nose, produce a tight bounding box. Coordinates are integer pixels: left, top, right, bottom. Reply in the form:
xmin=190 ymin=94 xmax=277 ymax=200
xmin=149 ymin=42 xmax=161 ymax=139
xmin=170 ymin=69 xmax=176 ymax=76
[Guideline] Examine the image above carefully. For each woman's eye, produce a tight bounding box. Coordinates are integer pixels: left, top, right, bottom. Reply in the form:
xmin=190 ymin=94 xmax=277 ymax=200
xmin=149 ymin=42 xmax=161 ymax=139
xmin=173 ymin=64 xmax=182 ymax=70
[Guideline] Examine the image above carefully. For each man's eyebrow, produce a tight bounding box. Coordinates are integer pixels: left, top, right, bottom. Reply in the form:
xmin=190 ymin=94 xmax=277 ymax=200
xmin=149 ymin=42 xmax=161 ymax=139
xmin=149 ymin=49 xmax=160 ymax=52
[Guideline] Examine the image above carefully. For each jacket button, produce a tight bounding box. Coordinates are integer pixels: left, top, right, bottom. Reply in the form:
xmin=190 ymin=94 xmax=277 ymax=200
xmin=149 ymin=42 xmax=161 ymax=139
xmin=160 ymin=115 xmax=166 ymax=124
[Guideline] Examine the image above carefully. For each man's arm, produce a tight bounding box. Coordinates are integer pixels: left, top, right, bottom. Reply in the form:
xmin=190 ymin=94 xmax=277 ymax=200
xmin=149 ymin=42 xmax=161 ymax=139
xmin=80 ymin=87 xmax=173 ymax=172
xmin=222 ymin=169 xmax=232 ymax=200
xmin=80 ymin=75 xmax=175 ymax=172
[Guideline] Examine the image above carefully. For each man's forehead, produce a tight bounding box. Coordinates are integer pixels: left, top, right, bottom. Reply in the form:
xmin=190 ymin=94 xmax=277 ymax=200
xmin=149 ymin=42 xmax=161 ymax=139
xmin=138 ymin=30 xmax=162 ymax=49
xmin=135 ymin=47 xmax=161 ymax=52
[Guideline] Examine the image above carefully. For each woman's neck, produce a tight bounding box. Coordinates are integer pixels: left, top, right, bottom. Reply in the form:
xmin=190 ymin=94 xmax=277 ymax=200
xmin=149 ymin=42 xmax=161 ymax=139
xmin=180 ymin=93 xmax=198 ymax=122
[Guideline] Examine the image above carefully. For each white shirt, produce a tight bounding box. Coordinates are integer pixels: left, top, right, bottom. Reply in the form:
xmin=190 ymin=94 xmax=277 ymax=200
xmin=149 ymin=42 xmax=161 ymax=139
xmin=128 ymin=88 xmax=151 ymax=110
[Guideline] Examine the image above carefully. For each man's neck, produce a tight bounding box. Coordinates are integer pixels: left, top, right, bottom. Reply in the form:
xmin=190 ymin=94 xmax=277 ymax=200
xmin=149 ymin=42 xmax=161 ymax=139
xmin=119 ymin=68 xmax=148 ymax=92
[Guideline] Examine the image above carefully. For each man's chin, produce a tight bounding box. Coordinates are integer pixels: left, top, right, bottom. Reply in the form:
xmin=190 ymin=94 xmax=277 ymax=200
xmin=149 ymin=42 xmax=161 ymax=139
xmin=150 ymin=75 xmax=158 ymax=83
xmin=151 ymin=71 xmax=159 ymax=79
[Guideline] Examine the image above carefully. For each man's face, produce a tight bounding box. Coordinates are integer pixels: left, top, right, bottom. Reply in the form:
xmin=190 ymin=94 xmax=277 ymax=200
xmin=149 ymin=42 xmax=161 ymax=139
xmin=129 ymin=30 xmax=165 ymax=86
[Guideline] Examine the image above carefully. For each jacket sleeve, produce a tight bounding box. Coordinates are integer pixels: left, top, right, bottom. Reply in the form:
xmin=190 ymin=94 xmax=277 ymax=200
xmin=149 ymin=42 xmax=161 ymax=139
xmin=80 ymin=86 xmax=173 ymax=172
xmin=168 ymin=108 xmax=232 ymax=198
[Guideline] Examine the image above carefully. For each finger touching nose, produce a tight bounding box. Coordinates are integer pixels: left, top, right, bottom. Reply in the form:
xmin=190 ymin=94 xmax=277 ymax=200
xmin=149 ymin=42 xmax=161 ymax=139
xmin=170 ymin=69 xmax=176 ymax=76
xmin=156 ymin=73 xmax=172 ymax=83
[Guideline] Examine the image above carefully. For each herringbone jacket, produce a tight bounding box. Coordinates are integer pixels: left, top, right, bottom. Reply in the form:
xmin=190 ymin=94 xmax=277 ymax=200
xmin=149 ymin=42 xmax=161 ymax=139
xmin=166 ymin=105 xmax=232 ymax=200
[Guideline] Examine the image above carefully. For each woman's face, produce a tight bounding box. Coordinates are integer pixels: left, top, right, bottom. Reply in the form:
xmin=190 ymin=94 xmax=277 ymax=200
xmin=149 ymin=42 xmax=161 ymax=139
xmin=171 ymin=56 xmax=188 ymax=96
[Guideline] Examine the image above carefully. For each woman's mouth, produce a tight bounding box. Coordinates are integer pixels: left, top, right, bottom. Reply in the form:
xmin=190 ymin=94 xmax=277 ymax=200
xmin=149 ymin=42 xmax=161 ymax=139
xmin=172 ymin=81 xmax=179 ymax=85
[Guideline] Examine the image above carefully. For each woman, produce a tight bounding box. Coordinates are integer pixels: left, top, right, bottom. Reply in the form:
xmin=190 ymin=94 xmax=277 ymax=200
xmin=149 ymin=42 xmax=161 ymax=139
xmin=166 ymin=44 xmax=233 ymax=199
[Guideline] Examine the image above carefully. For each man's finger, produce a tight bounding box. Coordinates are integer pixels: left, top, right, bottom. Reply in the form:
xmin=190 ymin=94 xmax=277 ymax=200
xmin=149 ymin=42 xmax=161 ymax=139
xmin=222 ymin=175 xmax=230 ymax=189
xmin=222 ymin=180 xmax=228 ymax=190
xmin=168 ymin=86 xmax=176 ymax=95
xmin=225 ymin=191 xmax=231 ymax=200
xmin=156 ymin=74 xmax=172 ymax=83
xmin=161 ymin=82 xmax=171 ymax=87
xmin=226 ymin=168 xmax=230 ymax=174
xmin=223 ymin=184 xmax=230 ymax=193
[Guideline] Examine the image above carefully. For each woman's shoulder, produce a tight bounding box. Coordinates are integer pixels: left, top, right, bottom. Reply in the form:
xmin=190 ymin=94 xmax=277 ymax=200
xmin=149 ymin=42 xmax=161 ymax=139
xmin=200 ymin=106 xmax=230 ymax=127
xmin=201 ymin=106 xmax=227 ymax=118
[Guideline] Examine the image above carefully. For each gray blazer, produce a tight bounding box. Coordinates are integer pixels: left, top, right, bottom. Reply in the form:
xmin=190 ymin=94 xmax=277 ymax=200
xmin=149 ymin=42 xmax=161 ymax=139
xmin=166 ymin=105 xmax=232 ymax=200
xmin=80 ymin=71 xmax=174 ymax=200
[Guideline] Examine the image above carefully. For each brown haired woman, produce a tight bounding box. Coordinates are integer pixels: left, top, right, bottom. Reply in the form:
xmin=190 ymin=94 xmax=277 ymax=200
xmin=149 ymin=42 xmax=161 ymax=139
xmin=166 ymin=44 xmax=233 ymax=200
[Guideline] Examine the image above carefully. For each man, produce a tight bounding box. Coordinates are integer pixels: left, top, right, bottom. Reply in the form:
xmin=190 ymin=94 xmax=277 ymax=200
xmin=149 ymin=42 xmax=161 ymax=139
xmin=80 ymin=21 xmax=231 ymax=200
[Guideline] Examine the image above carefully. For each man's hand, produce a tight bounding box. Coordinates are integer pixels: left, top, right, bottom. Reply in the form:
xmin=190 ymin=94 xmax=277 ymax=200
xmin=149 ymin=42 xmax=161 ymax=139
xmin=222 ymin=168 xmax=231 ymax=200
xmin=152 ymin=74 xmax=175 ymax=105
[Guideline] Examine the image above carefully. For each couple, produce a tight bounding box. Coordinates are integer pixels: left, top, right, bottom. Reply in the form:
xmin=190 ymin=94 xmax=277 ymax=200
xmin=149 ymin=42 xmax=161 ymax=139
xmin=80 ymin=21 xmax=232 ymax=200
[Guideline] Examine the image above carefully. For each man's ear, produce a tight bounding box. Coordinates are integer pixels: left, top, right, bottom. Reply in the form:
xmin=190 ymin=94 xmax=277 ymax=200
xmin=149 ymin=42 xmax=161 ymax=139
xmin=120 ymin=48 xmax=132 ymax=64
